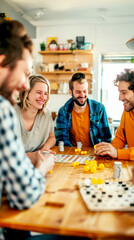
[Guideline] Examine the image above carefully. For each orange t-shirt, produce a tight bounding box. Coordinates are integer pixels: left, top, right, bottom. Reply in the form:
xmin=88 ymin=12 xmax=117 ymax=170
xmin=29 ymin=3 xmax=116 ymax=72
xmin=111 ymin=110 xmax=134 ymax=160
xmin=70 ymin=104 xmax=93 ymax=147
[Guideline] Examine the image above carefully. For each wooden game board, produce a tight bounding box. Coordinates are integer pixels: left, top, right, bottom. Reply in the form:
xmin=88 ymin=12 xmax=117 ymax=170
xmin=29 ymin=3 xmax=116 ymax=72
xmin=78 ymin=180 xmax=134 ymax=211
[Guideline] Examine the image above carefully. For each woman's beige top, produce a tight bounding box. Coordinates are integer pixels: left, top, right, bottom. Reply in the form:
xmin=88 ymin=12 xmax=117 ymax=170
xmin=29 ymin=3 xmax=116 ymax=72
xmin=14 ymin=104 xmax=54 ymax=152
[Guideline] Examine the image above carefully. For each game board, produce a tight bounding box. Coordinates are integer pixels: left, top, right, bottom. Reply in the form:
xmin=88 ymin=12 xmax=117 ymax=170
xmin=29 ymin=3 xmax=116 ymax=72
xmin=55 ymin=154 xmax=94 ymax=164
xmin=78 ymin=180 xmax=134 ymax=211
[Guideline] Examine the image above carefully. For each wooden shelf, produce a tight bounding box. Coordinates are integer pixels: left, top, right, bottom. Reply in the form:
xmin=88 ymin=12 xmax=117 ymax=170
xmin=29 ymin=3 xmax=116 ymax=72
xmin=38 ymin=49 xmax=93 ymax=94
xmin=38 ymin=70 xmax=92 ymax=75
xmin=38 ymin=49 xmax=92 ymax=55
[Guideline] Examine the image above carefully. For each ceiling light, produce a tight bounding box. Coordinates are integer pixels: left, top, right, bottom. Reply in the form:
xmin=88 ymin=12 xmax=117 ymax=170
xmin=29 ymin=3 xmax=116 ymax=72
xmin=34 ymin=8 xmax=46 ymax=20
xmin=126 ymin=38 xmax=134 ymax=50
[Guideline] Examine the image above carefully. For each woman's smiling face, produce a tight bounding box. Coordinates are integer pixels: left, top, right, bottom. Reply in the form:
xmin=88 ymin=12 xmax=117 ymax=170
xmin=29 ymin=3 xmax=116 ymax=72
xmin=28 ymin=81 xmax=48 ymax=110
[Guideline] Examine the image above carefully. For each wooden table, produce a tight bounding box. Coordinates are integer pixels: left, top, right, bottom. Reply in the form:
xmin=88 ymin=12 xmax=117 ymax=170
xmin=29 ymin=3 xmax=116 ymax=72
xmin=0 ymin=147 xmax=134 ymax=240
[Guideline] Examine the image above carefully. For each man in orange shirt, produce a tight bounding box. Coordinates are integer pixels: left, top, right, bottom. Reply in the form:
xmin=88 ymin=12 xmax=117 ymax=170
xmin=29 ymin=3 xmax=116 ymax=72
xmin=96 ymin=69 xmax=134 ymax=160
xmin=55 ymin=72 xmax=111 ymax=147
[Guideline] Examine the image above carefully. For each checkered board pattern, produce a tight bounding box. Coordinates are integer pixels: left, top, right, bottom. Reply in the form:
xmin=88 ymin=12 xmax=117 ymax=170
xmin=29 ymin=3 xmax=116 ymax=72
xmin=55 ymin=154 xmax=94 ymax=164
xmin=78 ymin=181 xmax=134 ymax=211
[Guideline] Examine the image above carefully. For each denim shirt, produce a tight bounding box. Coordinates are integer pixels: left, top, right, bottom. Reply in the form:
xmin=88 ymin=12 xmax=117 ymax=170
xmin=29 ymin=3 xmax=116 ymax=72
xmin=55 ymin=98 xmax=112 ymax=146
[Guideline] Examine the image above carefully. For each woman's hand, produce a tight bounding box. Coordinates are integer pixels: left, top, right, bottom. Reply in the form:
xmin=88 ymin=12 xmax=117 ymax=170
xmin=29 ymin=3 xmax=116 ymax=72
xmin=36 ymin=151 xmax=56 ymax=176
xmin=41 ymin=148 xmax=56 ymax=154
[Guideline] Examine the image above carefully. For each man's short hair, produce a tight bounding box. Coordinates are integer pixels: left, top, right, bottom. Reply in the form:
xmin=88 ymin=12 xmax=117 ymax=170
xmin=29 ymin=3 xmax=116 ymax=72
xmin=69 ymin=72 xmax=87 ymax=91
xmin=114 ymin=69 xmax=134 ymax=91
xmin=18 ymin=74 xmax=50 ymax=113
xmin=0 ymin=20 xmax=33 ymax=70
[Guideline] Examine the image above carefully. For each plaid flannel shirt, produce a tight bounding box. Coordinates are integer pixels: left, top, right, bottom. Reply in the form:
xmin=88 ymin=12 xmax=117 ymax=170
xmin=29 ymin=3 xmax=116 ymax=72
xmin=0 ymin=96 xmax=45 ymax=240
xmin=55 ymin=98 xmax=112 ymax=146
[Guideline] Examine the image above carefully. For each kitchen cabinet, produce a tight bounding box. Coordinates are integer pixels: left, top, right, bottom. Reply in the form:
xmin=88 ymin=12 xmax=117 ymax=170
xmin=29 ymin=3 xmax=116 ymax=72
xmin=38 ymin=50 xmax=93 ymax=94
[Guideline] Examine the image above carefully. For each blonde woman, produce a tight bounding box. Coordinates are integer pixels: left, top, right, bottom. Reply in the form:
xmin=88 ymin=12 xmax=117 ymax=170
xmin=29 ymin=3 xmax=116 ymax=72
xmin=14 ymin=74 xmax=56 ymax=166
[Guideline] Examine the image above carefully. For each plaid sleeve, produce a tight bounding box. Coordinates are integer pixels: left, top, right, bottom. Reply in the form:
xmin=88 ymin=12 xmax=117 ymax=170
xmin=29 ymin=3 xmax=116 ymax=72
xmin=0 ymin=98 xmax=45 ymax=210
xmin=55 ymin=108 xmax=73 ymax=146
xmin=0 ymin=228 xmax=4 ymax=240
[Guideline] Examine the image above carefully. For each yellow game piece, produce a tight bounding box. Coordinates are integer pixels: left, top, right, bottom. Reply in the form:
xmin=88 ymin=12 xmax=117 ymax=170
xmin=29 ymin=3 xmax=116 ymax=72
xmin=94 ymin=150 xmax=96 ymax=153
xmin=75 ymin=149 xmax=78 ymax=152
xmin=88 ymin=161 xmax=94 ymax=169
xmin=81 ymin=151 xmax=84 ymax=155
xmin=97 ymin=178 xmax=103 ymax=184
xmin=77 ymin=148 xmax=81 ymax=152
xmin=91 ymin=178 xmax=97 ymax=184
xmin=99 ymin=163 xmax=104 ymax=170
xmin=92 ymin=160 xmax=97 ymax=166
xmin=75 ymin=161 xmax=80 ymax=166
xmin=88 ymin=160 xmax=95 ymax=166
xmin=72 ymin=162 xmax=76 ymax=167
xmin=94 ymin=145 xmax=97 ymax=149
xmin=90 ymin=166 xmax=97 ymax=173
xmin=93 ymin=160 xmax=97 ymax=164
xmin=92 ymin=164 xmax=97 ymax=169
xmin=84 ymin=151 xmax=87 ymax=154
xmin=85 ymin=160 xmax=89 ymax=165
xmin=83 ymin=165 xmax=90 ymax=172
xmin=49 ymin=170 xmax=53 ymax=174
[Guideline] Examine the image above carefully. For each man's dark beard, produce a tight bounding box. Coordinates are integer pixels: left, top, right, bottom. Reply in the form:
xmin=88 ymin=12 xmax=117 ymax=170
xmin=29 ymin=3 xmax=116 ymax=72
xmin=72 ymin=92 xmax=87 ymax=107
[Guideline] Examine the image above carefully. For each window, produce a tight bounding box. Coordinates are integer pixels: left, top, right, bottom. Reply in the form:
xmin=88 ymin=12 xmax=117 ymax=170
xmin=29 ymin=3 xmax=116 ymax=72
xmin=101 ymin=55 xmax=134 ymax=121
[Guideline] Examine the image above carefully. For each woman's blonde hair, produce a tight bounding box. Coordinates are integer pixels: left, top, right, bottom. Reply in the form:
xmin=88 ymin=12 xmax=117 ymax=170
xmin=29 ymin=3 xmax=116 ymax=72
xmin=18 ymin=74 xmax=50 ymax=113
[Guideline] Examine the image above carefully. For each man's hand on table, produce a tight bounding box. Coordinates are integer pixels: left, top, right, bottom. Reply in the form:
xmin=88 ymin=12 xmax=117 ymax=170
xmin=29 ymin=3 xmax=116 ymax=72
xmin=95 ymin=142 xmax=118 ymax=158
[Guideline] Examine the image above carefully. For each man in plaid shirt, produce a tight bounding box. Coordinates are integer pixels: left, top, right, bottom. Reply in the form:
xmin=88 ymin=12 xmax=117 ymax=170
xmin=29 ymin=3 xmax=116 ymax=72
xmin=55 ymin=73 xmax=112 ymax=147
xmin=0 ymin=20 xmax=55 ymax=240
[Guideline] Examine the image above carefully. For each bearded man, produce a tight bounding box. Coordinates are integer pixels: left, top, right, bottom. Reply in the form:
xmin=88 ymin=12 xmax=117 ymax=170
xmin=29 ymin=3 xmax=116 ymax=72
xmin=55 ymin=72 xmax=111 ymax=147
xmin=96 ymin=69 xmax=134 ymax=160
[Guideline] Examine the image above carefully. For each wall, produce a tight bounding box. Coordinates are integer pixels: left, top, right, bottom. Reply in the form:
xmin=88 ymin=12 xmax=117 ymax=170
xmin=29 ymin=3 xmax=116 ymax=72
xmin=1 ymin=0 xmax=36 ymax=38
xmin=33 ymin=21 xmax=134 ymax=113
xmin=1 ymin=1 xmax=134 ymax=114
xmin=33 ymin=23 xmax=96 ymax=112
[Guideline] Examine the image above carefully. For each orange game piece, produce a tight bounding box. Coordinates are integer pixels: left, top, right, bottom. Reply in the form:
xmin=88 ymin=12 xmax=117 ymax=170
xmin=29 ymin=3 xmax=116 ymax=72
xmin=49 ymin=170 xmax=53 ymax=174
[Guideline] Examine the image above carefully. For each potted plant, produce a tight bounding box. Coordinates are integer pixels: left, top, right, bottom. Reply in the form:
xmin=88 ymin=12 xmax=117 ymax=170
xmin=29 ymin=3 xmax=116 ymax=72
xmin=40 ymin=42 xmax=45 ymax=51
